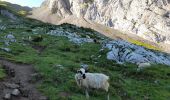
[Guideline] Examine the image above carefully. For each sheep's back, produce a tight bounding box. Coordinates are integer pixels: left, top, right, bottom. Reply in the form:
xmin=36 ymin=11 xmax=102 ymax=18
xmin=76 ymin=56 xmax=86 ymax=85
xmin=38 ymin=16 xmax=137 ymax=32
xmin=84 ymin=73 xmax=109 ymax=89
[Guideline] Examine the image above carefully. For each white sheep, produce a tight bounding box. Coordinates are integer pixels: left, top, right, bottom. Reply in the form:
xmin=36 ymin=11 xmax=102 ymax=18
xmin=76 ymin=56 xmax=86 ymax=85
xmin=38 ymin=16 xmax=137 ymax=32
xmin=137 ymin=62 xmax=151 ymax=71
xmin=75 ymin=68 xmax=110 ymax=100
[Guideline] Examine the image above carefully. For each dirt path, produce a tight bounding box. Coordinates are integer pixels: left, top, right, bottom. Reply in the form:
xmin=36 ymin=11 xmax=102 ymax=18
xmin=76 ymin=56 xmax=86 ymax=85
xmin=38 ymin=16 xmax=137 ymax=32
xmin=0 ymin=59 xmax=47 ymax=100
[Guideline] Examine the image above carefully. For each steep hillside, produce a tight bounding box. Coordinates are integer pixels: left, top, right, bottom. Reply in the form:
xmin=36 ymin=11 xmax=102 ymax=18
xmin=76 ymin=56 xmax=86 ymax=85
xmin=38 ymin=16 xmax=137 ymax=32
xmin=0 ymin=1 xmax=31 ymax=16
xmin=1 ymin=2 xmax=170 ymax=100
xmin=29 ymin=0 xmax=170 ymax=53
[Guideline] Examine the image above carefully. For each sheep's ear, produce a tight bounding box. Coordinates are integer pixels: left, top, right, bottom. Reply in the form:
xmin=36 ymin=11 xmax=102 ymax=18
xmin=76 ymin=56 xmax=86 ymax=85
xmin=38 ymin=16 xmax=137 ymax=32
xmin=82 ymin=74 xmax=86 ymax=79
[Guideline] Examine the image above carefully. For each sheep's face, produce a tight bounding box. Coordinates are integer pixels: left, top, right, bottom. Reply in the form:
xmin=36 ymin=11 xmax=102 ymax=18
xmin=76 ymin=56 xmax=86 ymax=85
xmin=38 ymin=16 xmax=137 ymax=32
xmin=77 ymin=68 xmax=86 ymax=79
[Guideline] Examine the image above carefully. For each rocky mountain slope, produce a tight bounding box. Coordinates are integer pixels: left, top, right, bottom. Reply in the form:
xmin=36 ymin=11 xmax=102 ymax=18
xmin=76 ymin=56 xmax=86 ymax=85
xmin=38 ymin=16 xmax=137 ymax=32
xmin=29 ymin=0 xmax=170 ymax=52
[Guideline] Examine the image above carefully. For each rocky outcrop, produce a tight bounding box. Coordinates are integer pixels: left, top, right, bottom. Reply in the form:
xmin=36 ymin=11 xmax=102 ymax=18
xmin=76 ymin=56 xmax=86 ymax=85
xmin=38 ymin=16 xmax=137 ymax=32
xmin=30 ymin=0 xmax=170 ymax=49
xmin=0 ymin=25 xmax=6 ymax=30
xmin=47 ymin=26 xmax=95 ymax=44
xmin=104 ymin=40 xmax=170 ymax=66
xmin=0 ymin=10 xmax=17 ymax=20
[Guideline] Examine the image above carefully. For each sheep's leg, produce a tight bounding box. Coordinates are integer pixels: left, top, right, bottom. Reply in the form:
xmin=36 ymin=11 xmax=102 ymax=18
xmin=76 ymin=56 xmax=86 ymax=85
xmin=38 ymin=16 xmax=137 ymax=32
xmin=85 ymin=89 xmax=89 ymax=100
xmin=107 ymin=92 xmax=110 ymax=100
xmin=105 ymin=86 xmax=110 ymax=100
xmin=106 ymin=89 xmax=110 ymax=100
xmin=105 ymin=82 xmax=110 ymax=100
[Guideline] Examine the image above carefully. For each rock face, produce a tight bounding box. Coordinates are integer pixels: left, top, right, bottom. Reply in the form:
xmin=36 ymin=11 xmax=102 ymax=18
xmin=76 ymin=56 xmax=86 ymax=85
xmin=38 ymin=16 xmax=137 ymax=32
xmin=31 ymin=0 xmax=170 ymax=46
xmin=47 ymin=26 xmax=95 ymax=44
xmin=104 ymin=39 xmax=170 ymax=66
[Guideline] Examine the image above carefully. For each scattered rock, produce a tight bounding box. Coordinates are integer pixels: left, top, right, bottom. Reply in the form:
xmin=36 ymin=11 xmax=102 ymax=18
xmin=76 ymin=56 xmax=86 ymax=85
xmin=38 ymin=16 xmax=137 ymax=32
xmin=47 ymin=30 xmax=94 ymax=44
xmin=39 ymin=96 xmax=48 ymax=100
xmin=0 ymin=47 xmax=11 ymax=52
xmin=5 ymin=34 xmax=16 ymax=42
xmin=0 ymin=25 xmax=6 ymax=30
xmin=3 ymin=93 xmax=11 ymax=100
xmin=54 ymin=64 xmax=63 ymax=67
xmin=4 ymin=83 xmax=20 ymax=89
xmin=30 ymin=73 xmax=39 ymax=78
xmin=20 ymin=88 xmax=29 ymax=97
xmin=53 ymin=64 xmax=65 ymax=69
xmin=11 ymin=89 xmax=20 ymax=96
xmin=6 ymin=34 xmax=15 ymax=40
xmin=154 ymin=80 xmax=160 ymax=84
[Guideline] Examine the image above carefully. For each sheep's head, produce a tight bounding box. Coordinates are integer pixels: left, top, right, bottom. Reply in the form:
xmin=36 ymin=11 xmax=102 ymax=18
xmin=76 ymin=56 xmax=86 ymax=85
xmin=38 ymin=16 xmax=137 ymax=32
xmin=77 ymin=68 xmax=86 ymax=79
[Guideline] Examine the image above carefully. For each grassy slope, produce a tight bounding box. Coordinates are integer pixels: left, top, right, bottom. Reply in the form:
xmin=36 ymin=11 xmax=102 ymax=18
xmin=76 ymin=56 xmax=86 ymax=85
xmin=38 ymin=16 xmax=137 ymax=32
xmin=0 ymin=21 xmax=170 ymax=100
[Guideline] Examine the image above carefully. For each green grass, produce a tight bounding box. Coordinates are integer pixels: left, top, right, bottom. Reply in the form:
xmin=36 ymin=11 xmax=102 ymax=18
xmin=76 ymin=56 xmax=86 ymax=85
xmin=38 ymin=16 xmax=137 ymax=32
xmin=1 ymin=31 xmax=170 ymax=100
xmin=0 ymin=65 xmax=6 ymax=79
xmin=0 ymin=15 xmax=9 ymax=23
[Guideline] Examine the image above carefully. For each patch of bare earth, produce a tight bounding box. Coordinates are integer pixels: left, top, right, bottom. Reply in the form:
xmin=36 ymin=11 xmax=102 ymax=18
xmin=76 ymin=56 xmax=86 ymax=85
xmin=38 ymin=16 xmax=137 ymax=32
xmin=32 ymin=45 xmax=46 ymax=54
xmin=0 ymin=59 xmax=47 ymax=100
xmin=58 ymin=92 xmax=71 ymax=98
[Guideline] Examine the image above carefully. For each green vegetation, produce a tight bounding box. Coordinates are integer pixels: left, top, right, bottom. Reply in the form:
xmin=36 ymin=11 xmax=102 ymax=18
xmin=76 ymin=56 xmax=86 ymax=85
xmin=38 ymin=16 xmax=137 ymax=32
xmin=80 ymin=3 xmax=89 ymax=8
xmin=17 ymin=10 xmax=27 ymax=16
xmin=0 ymin=65 xmax=6 ymax=79
xmin=128 ymin=38 xmax=160 ymax=51
xmin=1 ymin=29 xmax=170 ymax=99
xmin=0 ymin=14 xmax=8 ymax=22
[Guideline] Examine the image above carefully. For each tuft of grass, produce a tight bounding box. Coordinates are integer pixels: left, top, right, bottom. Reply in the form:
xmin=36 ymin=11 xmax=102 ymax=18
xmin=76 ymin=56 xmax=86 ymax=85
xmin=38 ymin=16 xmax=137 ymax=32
xmin=0 ymin=65 xmax=6 ymax=79
xmin=18 ymin=10 xmax=27 ymax=16
xmin=80 ymin=3 xmax=88 ymax=8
